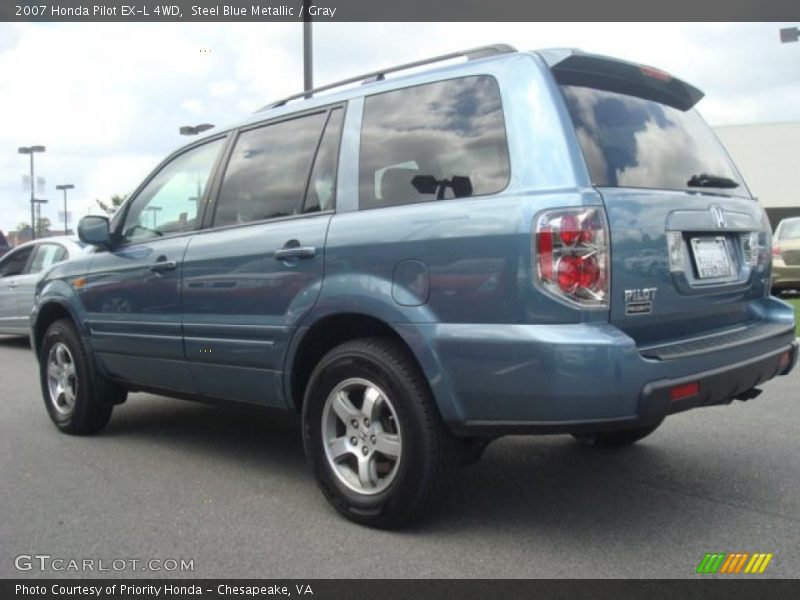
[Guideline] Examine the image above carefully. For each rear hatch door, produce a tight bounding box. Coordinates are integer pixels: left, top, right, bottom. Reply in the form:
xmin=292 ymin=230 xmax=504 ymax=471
xmin=549 ymin=51 xmax=771 ymax=347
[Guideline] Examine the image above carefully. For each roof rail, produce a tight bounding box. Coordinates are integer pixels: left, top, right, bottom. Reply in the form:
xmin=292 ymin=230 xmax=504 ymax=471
xmin=255 ymin=44 xmax=517 ymax=112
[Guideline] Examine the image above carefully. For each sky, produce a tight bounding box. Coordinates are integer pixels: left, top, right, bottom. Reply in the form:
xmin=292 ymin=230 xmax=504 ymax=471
xmin=0 ymin=22 xmax=798 ymax=234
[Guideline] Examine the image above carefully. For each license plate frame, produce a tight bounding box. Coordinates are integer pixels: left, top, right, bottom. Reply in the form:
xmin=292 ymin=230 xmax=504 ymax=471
xmin=691 ymin=236 xmax=733 ymax=279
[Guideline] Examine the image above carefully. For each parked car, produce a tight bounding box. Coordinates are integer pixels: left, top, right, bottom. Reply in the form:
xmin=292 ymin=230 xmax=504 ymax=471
xmin=0 ymin=230 xmax=10 ymax=258
xmin=771 ymin=216 xmax=800 ymax=295
xmin=0 ymin=237 xmax=88 ymax=336
xmin=31 ymin=45 xmax=797 ymax=527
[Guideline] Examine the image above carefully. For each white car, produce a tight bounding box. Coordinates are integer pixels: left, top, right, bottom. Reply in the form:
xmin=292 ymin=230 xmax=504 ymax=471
xmin=0 ymin=237 xmax=90 ymax=336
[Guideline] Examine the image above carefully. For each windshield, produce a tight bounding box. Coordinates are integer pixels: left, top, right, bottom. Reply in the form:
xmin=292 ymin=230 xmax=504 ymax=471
xmin=560 ymin=85 xmax=748 ymax=198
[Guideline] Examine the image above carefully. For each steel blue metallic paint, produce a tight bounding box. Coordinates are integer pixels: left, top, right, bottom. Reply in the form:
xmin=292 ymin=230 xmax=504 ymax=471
xmin=30 ymin=48 xmax=796 ymax=435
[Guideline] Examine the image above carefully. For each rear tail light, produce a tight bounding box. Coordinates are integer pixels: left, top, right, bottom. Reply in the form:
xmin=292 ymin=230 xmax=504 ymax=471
xmin=534 ymin=207 xmax=609 ymax=307
xmin=772 ymin=245 xmax=782 ymax=258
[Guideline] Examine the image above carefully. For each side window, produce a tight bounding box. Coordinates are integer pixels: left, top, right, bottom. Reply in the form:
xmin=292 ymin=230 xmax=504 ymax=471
xmin=214 ymin=112 xmax=327 ymax=227
xmin=359 ymin=75 xmax=510 ymax=210
xmin=304 ymin=108 xmax=344 ymax=214
xmin=122 ymin=138 xmax=225 ymax=242
xmin=0 ymin=247 xmax=34 ymax=277
xmin=28 ymin=244 xmax=68 ymax=275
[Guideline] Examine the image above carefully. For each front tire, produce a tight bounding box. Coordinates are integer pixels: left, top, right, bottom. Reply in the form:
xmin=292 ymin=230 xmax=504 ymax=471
xmin=39 ymin=319 xmax=125 ymax=435
xmin=302 ymin=337 xmax=459 ymax=528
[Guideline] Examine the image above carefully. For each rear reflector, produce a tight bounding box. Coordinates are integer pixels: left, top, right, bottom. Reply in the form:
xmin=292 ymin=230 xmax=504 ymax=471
xmin=670 ymin=382 xmax=700 ymax=402
xmin=780 ymin=352 xmax=791 ymax=368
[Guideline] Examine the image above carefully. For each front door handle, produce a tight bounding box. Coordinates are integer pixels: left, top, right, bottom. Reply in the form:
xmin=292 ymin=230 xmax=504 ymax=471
xmin=149 ymin=260 xmax=178 ymax=273
xmin=7 ymin=281 xmax=18 ymax=289
xmin=274 ymin=245 xmax=316 ymax=261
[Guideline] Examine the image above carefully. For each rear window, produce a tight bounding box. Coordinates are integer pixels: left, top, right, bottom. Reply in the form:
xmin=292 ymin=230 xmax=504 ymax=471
xmin=779 ymin=219 xmax=800 ymax=240
xmin=560 ymin=85 xmax=747 ymax=197
xmin=359 ymin=75 xmax=510 ymax=210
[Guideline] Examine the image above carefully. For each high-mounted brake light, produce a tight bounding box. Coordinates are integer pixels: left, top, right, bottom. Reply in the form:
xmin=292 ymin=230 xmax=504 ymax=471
xmin=533 ymin=207 xmax=609 ymax=307
xmin=640 ymin=65 xmax=672 ymax=82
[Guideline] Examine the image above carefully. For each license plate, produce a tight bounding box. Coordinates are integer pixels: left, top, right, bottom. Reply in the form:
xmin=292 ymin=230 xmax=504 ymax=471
xmin=691 ymin=237 xmax=732 ymax=279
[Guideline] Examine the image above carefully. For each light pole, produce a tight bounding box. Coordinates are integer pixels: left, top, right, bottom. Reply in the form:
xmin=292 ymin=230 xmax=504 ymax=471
xmin=179 ymin=123 xmax=214 ymax=136
xmin=18 ymin=145 xmax=46 ymax=240
xmin=780 ymin=27 xmax=799 ymax=43
xmin=303 ymin=0 xmax=313 ymax=97
xmin=32 ymin=198 xmax=48 ymax=237
xmin=145 ymin=205 xmax=162 ymax=229
xmin=56 ymin=184 xmax=74 ymax=235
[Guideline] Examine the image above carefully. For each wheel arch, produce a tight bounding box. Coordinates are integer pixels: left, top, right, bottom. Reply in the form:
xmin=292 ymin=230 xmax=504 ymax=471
xmin=32 ymin=298 xmax=83 ymax=358
xmin=283 ymin=311 xmax=459 ymax=423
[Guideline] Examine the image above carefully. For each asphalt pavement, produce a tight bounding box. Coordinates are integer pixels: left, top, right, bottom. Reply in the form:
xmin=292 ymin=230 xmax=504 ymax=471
xmin=1 ymin=335 xmax=799 ymax=578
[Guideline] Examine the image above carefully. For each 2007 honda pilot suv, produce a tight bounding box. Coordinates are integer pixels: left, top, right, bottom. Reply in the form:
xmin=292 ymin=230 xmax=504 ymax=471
xmin=32 ymin=45 xmax=797 ymax=527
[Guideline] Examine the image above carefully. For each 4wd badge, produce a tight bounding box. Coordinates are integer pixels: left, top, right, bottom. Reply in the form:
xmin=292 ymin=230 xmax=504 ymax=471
xmin=625 ymin=287 xmax=657 ymax=315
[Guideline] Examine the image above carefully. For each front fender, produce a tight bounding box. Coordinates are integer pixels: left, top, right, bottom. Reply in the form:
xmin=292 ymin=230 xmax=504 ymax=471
xmin=31 ymin=279 xmax=89 ymax=358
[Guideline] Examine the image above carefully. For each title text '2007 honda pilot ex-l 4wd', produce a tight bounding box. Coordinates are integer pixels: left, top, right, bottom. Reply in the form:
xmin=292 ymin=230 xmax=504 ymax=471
xmin=31 ymin=45 xmax=797 ymax=527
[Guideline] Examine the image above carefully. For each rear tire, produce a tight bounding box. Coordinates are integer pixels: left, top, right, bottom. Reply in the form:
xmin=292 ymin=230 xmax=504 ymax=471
xmin=39 ymin=319 xmax=125 ymax=435
xmin=572 ymin=420 xmax=663 ymax=447
xmin=302 ymin=337 xmax=459 ymax=528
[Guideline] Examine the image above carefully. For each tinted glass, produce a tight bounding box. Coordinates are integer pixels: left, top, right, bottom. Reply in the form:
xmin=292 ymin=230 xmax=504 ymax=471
xmin=0 ymin=247 xmax=33 ymax=277
xmin=560 ymin=85 xmax=746 ymax=196
xmin=28 ymin=243 xmax=68 ymax=274
xmin=215 ymin=112 xmax=327 ymax=226
xmin=304 ymin=108 xmax=343 ymax=213
xmin=360 ymin=76 xmax=510 ymax=210
xmin=122 ymin=138 xmax=225 ymax=242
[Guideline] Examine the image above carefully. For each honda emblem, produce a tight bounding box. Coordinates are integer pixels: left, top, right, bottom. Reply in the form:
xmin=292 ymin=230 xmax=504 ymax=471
xmin=710 ymin=205 xmax=726 ymax=229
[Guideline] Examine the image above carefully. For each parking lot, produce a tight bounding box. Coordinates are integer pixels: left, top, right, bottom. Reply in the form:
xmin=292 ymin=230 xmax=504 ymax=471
xmin=1 ymin=334 xmax=799 ymax=579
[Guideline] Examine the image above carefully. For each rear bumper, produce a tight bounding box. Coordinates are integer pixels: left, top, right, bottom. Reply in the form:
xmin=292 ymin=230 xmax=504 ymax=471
xmin=771 ymin=262 xmax=800 ymax=289
xmin=449 ymin=341 xmax=797 ymax=436
xmin=399 ymin=299 xmax=797 ymax=436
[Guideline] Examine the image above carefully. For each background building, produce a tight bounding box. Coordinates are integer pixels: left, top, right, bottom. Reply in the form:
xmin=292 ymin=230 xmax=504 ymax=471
xmin=714 ymin=121 xmax=800 ymax=229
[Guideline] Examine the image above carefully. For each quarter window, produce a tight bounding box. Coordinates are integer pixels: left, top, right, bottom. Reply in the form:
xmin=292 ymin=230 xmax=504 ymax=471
xmin=214 ymin=112 xmax=328 ymax=226
xmin=359 ymin=76 xmax=510 ymax=210
xmin=122 ymin=138 xmax=225 ymax=242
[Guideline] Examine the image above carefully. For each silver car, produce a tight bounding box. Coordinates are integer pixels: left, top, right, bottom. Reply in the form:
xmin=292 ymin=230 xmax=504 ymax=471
xmin=0 ymin=237 xmax=89 ymax=335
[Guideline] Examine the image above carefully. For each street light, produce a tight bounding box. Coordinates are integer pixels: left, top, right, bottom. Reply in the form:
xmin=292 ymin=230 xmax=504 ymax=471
xmin=18 ymin=145 xmax=46 ymax=240
xmin=780 ymin=27 xmax=799 ymax=43
xmin=145 ymin=205 xmax=162 ymax=229
xmin=32 ymin=198 xmax=48 ymax=237
xmin=303 ymin=0 xmax=313 ymax=97
xmin=179 ymin=123 xmax=214 ymax=136
xmin=56 ymin=184 xmax=75 ymax=236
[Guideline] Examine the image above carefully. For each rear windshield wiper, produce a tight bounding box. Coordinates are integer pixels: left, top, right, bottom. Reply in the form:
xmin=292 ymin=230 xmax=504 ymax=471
xmin=687 ymin=173 xmax=739 ymax=189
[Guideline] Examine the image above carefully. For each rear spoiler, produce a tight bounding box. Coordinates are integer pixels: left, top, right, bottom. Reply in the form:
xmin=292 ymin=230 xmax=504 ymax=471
xmin=537 ymin=49 xmax=704 ymax=111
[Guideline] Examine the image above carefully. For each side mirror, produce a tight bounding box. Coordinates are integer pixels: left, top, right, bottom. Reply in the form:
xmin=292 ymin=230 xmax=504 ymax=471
xmin=78 ymin=215 xmax=111 ymax=247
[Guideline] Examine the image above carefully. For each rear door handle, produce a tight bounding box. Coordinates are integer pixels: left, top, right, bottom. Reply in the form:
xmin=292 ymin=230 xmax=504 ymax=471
xmin=149 ymin=260 xmax=178 ymax=273
xmin=7 ymin=282 xmax=18 ymax=289
xmin=274 ymin=246 xmax=316 ymax=260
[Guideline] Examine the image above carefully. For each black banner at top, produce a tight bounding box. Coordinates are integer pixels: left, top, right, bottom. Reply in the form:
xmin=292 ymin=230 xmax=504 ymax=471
xmin=1 ymin=0 xmax=799 ymax=22
xmin=3 ymin=579 xmax=800 ymax=600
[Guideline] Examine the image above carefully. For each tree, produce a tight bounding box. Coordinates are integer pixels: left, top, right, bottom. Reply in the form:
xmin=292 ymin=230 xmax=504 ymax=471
xmin=15 ymin=218 xmax=50 ymax=235
xmin=96 ymin=193 xmax=127 ymax=215
xmin=36 ymin=217 xmax=51 ymax=236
